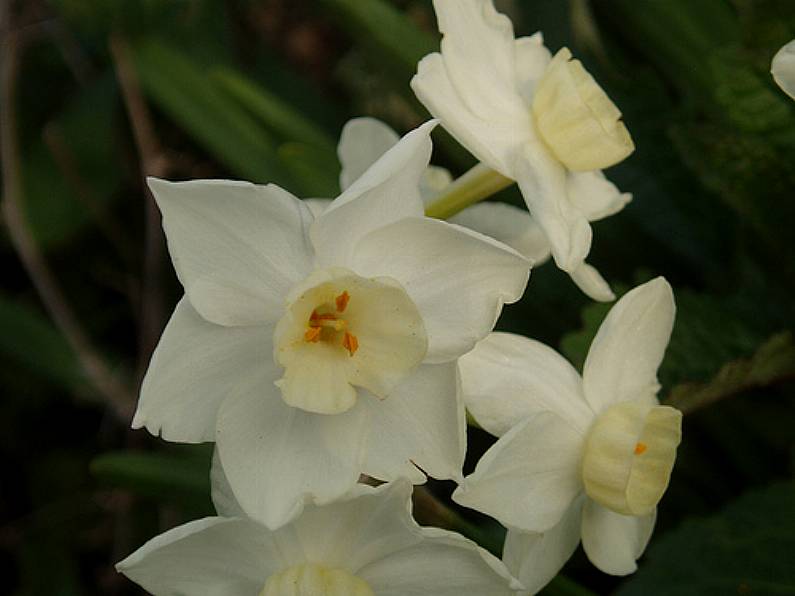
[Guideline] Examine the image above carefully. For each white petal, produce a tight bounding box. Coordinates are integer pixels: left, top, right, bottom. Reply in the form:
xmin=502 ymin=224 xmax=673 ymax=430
xmin=359 ymin=527 xmax=519 ymax=596
xmin=566 ymin=170 xmax=632 ymax=222
xmin=412 ymin=52 xmax=529 ymax=177
xmin=117 ymin=517 xmax=295 ymax=595
xmin=514 ymin=142 xmax=593 ymax=272
xmin=772 ymin=39 xmax=795 ymax=100
xmin=449 ymin=202 xmax=551 ymax=264
xmin=453 ymin=411 xmax=585 ymax=532
xmin=580 ymin=499 xmax=656 ymax=576
xmin=215 ymin=368 xmax=367 ymax=529
xmin=293 ymin=480 xmax=420 ymax=571
xmin=210 ymin=448 xmax=245 ymax=517
xmin=459 ymin=332 xmax=593 ymax=437
xmin=514 ymin=33 xmax=552 ymax=103
xmin=360 ymin=362 xmax=465 ymax=483
xmin=582 ymin=277 xmax=675 ymax=414
xmin=569 ymin=262 xmax=615 ymax=302
xmin=338 ymin=117 xmax=400 ymax=191
xmin=352 ymin=217 xmax=530 ymax=362
xmin=149 ymin=178 xmax=315 ymax=326
xmin=311 ymin=122 xmax=433 ymax=267
xmin=303 ymin=198 xmax=331 ymax=217
xmin=503 ymin=497 xmax=584 ymax=595
xmin=133 ymin=297 xmax=273 ymax=443
xmin=432 ymin=0 xmax=527 ymax=123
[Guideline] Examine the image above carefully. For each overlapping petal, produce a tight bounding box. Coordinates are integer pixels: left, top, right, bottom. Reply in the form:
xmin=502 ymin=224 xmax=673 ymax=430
xmin=453 ymin=411 xmax=584 ymax=532
xmin=215 ymin=367 xmax=367 ymax=529
xmin=459 ymin=332 xmax=592 ymax=437
xmin=338 ymin=117 xmax=401 ymax=191
xmin=116 ymin=517 xmax=294 ymax=595
xmin=360 ymin=362 xmax=464 ymax=483
xmin=133 ymin=297 xmax=272 ymax=443
xmin=352 ymin=217 xmax=530 ymax=362
xmin=567 ymin=170 xmax=632 ymax=222
xmin=580 ymin=500 xmax=656 ymax=575
xmin=311 ymin=121 xmax=433 ymax=267
xmin=502 ymin=497 xmax=584 ymax=595
xmin=514 ymin=34 xmax=552 ymax=103
xmin=569 ymin=262 xmax=615 ymax=302
xmin=149 ymin=179 xmax=315 ymax=326
xmin=582 ymin=277 xmax=675 ymax=413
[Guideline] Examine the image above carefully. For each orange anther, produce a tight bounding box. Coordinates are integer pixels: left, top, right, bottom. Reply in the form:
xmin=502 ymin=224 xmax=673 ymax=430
xmin=634 ymin=442 xmax=647 ymax=455
xmin=342 ymin=331 xmax=359 ymax=356
xmin=304 ymin=327 xmax=322 ymax=342
xmin=335 ymin=291 xmax=350 ymax=313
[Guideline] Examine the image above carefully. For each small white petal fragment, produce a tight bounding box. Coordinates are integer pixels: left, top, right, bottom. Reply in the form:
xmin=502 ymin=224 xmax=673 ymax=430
xmin=580 ymin=500 xmax=656 ymax=576
xmin=582 ymin=401 xmax=682 ymax=516
xmin=771 ymin=39 xmax=795 ymax=100
xmin=261 ymin=564 xmax=374 ymax=596
xmin=532 ymin=48 xmax=634 ymax=172
xmin=274 ymin=267 xmax=427 ymax=414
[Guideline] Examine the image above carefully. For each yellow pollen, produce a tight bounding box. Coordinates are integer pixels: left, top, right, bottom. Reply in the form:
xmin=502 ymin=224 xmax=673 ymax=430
xmin=304 ymin=327 xmax=322 ymax=342
xmin=335 ymin=291 xmax=350 ymax=313
xmin=342 ymin=331 xmax=359 ymax=356
xmin=634 ymin=442 xmax=648 ymax=455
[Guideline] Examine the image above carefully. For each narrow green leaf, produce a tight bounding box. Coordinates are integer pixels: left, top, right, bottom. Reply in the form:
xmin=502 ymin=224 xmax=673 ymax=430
xmin=210 ymin=67 xmax=335 ymax=151
xmin=0 ymin=296 xmax=82 ymax=390
xmin=132 ymin=38 xmax=293 ymax=185
xmin=91 ymin=447 xmax=212 ymax=509
xmin=278 ymin=142 xmax=340 ymax=198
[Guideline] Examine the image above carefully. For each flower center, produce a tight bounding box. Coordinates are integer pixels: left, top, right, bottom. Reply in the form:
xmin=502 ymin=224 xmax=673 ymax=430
xmin=273 ymin=267 xmax=428 ymax=415
xmin=531 ymin=47 xmax=634 ymax=172
xmin=260 ymin=563 xmax=374 ymax=596
xmin=303 ymin=291 xmax=359 ymax=356
xmin=581 ymin=400 xmax=682 ymax=516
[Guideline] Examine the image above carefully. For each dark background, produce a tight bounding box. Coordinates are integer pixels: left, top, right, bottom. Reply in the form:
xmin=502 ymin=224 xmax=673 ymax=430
xmin=1 ymin=0 xmax=793 ymax=594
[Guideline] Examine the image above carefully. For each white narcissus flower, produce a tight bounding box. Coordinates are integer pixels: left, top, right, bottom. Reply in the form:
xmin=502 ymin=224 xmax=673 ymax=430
xmin=117 ymin=478 xmax=523 ymax=596
xmin=411 ymin=0 xmax=634 ymax=302
xmin=308 ymin=117 xmax=551 ymax=265
xmin=133 ymin=121 xmax=531 ymax=529
xmin=772 ymin=39 xmax=795 ymax=99
xmin=452 ymin=278 xmax=682 ymax=589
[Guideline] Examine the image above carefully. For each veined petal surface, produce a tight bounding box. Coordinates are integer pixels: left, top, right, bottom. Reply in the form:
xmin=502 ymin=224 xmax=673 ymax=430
xmin=149 ymin=178 xmax=314 ymax=327
xmin=352 ymin=217 xmax=530 ymax=362
xmin=134 ymin=297 xmax=272 ymax=443
xmin=459 ymin=332 xmax=592 ymax=437
xmin=582 ymin=277 xmax=675 ymax=414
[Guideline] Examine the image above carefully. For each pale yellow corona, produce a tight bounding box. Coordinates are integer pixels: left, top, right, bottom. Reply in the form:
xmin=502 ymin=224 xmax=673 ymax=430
xmin=260 ymin=564 xmax=374 ymax=596
xmin=532 ymin=48 xmax=635 ymax=172
xmin=582 ymin=401 xmax=682 ymax=516
xmin=274 ymin=267 xmax=427 ymax=415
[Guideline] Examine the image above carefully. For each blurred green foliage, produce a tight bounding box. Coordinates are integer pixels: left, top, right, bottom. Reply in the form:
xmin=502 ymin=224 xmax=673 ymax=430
xmin=1 ymin=0 xmax=793 ymax=594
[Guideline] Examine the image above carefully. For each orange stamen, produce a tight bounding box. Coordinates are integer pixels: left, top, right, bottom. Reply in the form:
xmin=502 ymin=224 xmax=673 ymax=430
xmin=335 ymin=291 xmax=350 ymax=313
xmin=342 ymin=332 xmax=359 ymax=356
xmin=309 ymin=310 xmax=337 ymax=323
xmin=304 ymin=327 xmax=322 ymax=342
xmin=634 ymin=442 xmax=647 ymax=455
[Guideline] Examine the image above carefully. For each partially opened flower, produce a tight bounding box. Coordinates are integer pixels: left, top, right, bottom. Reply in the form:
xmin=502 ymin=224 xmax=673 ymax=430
xmin=308 ymin=117 xmax=551 ymax=264
xmin=452 ymin=278 xmax=682 ymax=587
xmin=411 ymin=0 xmax=633 ymax=301
xmin=133 ymin=121 xmax=531 ymax=529
xmin=117 ymin=478 xmax=522 ymax=595
xmin=772 ymin=39 xmax=795 ymax=99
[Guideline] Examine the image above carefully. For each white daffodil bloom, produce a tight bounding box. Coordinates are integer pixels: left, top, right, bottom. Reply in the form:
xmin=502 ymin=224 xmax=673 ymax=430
xmin=117 ymin=478 xmax=523 ymax=596
xmin=411 ymin=0 xmax=633 ymax=301
xmin=133 ymin=121 xmax=531 ymax=529
xmin=772 ymin=39 xmax=795 ymax=99
xmin=452 ymin=278 xmax=682 ymax=587
xmin=307 ymin=117 xmax=551 ymax=264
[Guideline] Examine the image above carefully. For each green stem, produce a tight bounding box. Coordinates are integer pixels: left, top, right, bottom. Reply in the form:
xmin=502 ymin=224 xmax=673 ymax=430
xmin=424 ymin=162 xmax=514 ymax=219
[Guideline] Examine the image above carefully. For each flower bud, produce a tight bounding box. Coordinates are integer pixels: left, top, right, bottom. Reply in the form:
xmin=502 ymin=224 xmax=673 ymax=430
xmin=532 ymin=48 xmax=634 ymax=172
xmin=261 ymin=563 xmax=374 ymax=596
xmin=582 ymin=400 xmax=681 ymax=516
